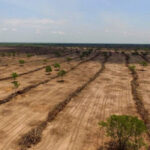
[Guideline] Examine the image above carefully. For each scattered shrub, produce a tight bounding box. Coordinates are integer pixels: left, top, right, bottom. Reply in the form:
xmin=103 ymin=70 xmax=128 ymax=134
xmin=54 ymin=52 xmax=61 ymax=57
xmin=43 ymin=59 xmax=48 ymax=64
xmin=66 ymin=57 xmax=72 ymax=62
xmin=129 ymin=65 xmax=136 ymax=73
xmin=19 ymin=60 xmax=25 ymax=65
xmin=11 ymin=72 xmax=18 ymax=80
xmin=45 ymin=65 xmax=52 ymax=74
xmin=66 ymin=57 xmax=72 ymax=68
xmin=12 ymin=81 xmax=20 ymax=88
xmin=99 ymin=115 xmax=147 ymax=150
xmin=1 ymin=53 xmax=5 ymax=57
xmin=53 ymin=63 xmax=60 ymax=71
xmin=27 ymin=54 xmax=33 ymax=58
xmin=7 ymin=53 xmax=11 ymax=57
xmin=12 ymin=52 xmax=16 ymax=57
xmin=58 ymin=70 xmax=66 ymax=81
xmin=139 ymin=61 xmax=148 ymax=67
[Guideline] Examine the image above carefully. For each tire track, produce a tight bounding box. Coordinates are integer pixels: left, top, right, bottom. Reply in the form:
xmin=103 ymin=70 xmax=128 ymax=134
xmin=0 ymin=53 xmax=77 ymax=81
xmin=17 ymin=53 xmax=110 ymax=150
xmin=0 ymin=53 xmax=97 ymax=105
xmin=0 ymin=54 xmax=103 ymax=150
xmin=28 ymin=53 xmax=135 ymax=150
xmin=124 ymin=53 xmax=150 ymax=137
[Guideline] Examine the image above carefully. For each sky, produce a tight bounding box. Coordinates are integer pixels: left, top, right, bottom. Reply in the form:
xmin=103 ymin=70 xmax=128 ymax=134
xmin=0 ymin=0 xmax=150 ymax=43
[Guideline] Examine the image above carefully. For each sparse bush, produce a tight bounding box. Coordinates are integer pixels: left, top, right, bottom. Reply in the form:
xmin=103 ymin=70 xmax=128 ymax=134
xmin=129 ymin=65 xmax=136 ymax=73
xmin=45 ymin=65 xmax=52 ymax=74
xmin=53 ymin=63 xmax=60 ymax=71
xmin=58 ymin=70 xmax=66 ymax=81
xmin=99 ymin=115 xmax=147 ymax=150
xmin=7 ymin=53 xmax=11 ymax=57
xmin=19 ymin=60 xmax=25 ymax=65
xmin=1 ymin=53 xmax=5 ymax=57
xmin=43 ymin=59 xmax=48 ymax=64
xmin=11 ymin=72 xmax=18 ymax=80
xmin=66 ymin=57 xmax=72 ymax=62
xmin=66 ymin=57 xmax=72 ymax=68
xmin=12 ymin=81 xmax=20 ymax=88
xmin=139 ymin=61 xmax=148 ymax=67
xmin=27 ymin=54 xmax=33 ymax=58
xmin=12 ymin=52 xmax=16 ymax=57
xmin=132 ymin=52 xmax=139 ymax=55
xmin=54 ymin=51 xmax=61 ymax=57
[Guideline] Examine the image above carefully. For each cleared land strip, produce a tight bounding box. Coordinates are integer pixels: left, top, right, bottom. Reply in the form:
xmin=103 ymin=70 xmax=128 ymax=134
xmin=0 ymin=53 xmax=77 ymax=80
xmin=124 ymin=54 xmax=150 ymax=138
xmin=0 ymin=53 xmax=98 ymax=104
xmin=0 ymin=54 xmax=106 ymax=150
xmin=0 ymin=54 xmax=80 ymax=100
xmin=17 ymin=54 xmax=109 ymax=150
xmin=28 ymin=53 xmax=140 ymax=150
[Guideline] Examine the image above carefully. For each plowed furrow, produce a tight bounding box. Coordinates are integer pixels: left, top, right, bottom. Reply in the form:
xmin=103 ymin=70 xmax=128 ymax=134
xmin=28 ymin=54 xmax=136 ymax=150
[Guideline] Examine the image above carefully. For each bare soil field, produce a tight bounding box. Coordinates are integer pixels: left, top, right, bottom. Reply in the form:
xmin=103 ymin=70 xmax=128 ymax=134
xmin=0 ymin=46 xmax=149 ymax=150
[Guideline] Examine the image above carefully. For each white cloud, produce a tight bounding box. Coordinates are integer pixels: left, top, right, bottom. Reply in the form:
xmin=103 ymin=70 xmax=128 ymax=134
xmin=12 ymin=28 xmax=17 ymax=31
xmin=1 ymin=27 xmax=8 ymax=31
xmin=2 ymin=18 xmax=65 ymax=28
xmin=51 ymin=31 xmax=65 ymax=35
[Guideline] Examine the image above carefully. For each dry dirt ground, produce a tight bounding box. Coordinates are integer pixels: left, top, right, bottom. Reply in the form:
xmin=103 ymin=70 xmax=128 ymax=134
xmin=0 ymin=48 xmax=149 ymax=150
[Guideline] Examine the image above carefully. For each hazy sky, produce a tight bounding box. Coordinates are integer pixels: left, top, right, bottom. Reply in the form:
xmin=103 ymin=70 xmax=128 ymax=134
xmin=0 ymin=0 xmax=150 ymax=43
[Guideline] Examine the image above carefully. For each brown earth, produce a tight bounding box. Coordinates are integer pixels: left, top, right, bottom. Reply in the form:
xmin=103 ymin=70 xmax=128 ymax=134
xmin=0 ymin=49 xmax=149 ymax=150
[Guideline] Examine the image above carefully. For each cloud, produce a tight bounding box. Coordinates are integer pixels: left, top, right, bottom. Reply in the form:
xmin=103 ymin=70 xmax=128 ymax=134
xmin=1 ymin=27 xmax=8 ymax=31
xmin=2 ymin=18 xmax=64 ymax=28
xmin=51 ymin=31 xmax=65 ymax=35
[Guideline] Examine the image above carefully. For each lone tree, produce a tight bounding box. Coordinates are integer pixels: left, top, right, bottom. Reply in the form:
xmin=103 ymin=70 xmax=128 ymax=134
xmin=45 ymin=65 xmax=52 ymax=75
xmin=53 ymin=63 xmax=60 ymax=71
xmin=58 ymin=70 xmax=66 ymax=82
xmin=99 ymin=115 xmax=147 ymax=150
xmin=11 ymin=72 xmax=18 ymax=80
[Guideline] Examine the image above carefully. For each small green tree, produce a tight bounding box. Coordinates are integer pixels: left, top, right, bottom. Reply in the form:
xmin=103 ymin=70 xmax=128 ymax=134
xmin=99 ymin=115 xmax=147 ymax=150
xmin=11 ymin=72 xmax=18 ymax=80
xmin=53 ymin=63 xmax=60 ymax=71
xmin=129 ymin=65 xmax=136 ymax=73
xmin=12 ymin=81 xmax=20 ymax=88
xmin=45 ymin=66 xmax=52 ymax=74
xmin=58 ymin=70 xmax=66 ymax=82
xmin=139 ymin=61 xmax=148 ymax=67
xmin=19 ymin=60 xmax=25 ymax=65
xmin=27 ymin=54 xmax=33 ymax=58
